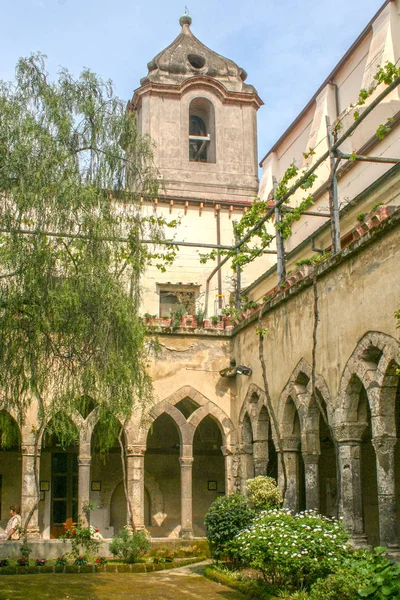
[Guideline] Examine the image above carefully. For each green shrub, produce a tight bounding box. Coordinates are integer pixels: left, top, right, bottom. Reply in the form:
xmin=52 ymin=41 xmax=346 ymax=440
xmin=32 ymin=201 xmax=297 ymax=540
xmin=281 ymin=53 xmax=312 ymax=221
xmin=309 ymin=546 xmax=400 ymax=600
xmin=228 ymin=509 xmax=350 ymax=590
xmin=246 ymin=476 xmax=283 ymax=511
xmin=204 ymin=493 xmax=255 ymax=559
xmin=109 ymin=528 xmax=150 ymax=564
xmin=204 ymin=564 xmax=272 ymax=600
xmin=308 ymin=565 xmax=362 ymax=599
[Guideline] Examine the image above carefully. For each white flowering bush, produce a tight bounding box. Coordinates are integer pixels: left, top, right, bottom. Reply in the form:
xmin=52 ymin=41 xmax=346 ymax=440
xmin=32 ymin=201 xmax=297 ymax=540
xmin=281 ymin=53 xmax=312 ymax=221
xmin=246 ymin=476 xmax=283 ymax=511
xmin=227 ymin=509 xmax=350 ymax=589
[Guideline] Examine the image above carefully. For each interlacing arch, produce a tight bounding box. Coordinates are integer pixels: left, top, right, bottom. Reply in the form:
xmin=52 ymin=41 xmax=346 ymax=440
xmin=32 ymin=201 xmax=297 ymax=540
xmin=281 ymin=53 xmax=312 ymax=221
xmin=337 ymin=331 xmax=400 ymax=436
xmin=278 ymin=359 xmax=333 ymax=454
xmin=137 ymin=386 xmax=236 ymax=446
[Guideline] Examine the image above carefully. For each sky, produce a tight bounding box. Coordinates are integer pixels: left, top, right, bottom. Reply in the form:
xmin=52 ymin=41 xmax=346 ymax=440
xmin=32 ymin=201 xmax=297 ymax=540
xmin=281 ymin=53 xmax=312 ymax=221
xmin=0 ymin=0 xmax=387 ymax=160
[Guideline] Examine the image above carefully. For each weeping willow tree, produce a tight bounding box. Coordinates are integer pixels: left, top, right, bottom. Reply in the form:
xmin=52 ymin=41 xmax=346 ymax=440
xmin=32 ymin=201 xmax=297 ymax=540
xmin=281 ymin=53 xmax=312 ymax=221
xmin=0 ymin=54 xmax=176 ymax=531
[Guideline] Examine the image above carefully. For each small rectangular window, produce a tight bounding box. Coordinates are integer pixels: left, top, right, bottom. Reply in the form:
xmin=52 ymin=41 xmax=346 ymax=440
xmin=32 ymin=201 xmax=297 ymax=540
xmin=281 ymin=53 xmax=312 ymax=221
xmin=157 ymin=285 xmax=199 ymax=317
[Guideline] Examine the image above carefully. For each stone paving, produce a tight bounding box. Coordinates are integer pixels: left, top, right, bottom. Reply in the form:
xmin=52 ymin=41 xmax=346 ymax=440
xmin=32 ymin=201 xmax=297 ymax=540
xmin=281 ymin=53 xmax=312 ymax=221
xmin=0 ymin=562 xmax=246 ymax=600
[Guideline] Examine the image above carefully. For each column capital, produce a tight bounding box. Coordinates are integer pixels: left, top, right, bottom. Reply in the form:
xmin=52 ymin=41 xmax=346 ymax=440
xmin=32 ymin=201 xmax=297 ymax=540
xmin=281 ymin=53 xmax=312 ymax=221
xmin=221 ymin=444 xmax=237 ymax=457
xmin=372 ymin=436 xmax=397 ymax=455
xmin=179 ymin=457 xmax=194 ymax=467
xmin=239 ymin=443 xmax=253 ymax=455
xmin=21 ymin=445 xmax=41 ymax=457
xmin=126 ymin=445 xmax=146 ymax=457
xmin=281 ymin=437 xmax=300 ymax=452
xmin=302 ymin=453 xmax=320 ymax=465
xmin=78 ymin=456 xmax=91 ymax=467
xmin=333 ymin=423 xmax=367 ymax=444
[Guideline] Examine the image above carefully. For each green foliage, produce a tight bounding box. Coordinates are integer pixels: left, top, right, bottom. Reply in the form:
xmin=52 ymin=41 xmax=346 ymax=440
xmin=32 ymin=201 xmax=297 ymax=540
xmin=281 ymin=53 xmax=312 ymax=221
xmin=210 ymin=315 xmax=219 ymax=325
xmin=309 ymin=547 xmax=400 ymax=600
xmin=170 ymin=304 xmax=185 ymax=330
xmin=376 ymin=124 xmax=391 ymax=140
xmin=204 ymin=564 xmax=273 ymax=600
xmin=242 ymin=300 xmax=259 ymax=310
xmin=277 ymin=194 xmax=315 ymax=240
xmin=372 ymin=202 xmax=384 ymax=212
xmin=246 ymin=476 xmax=283 ymax=511
xmin=19 ymin=540 xmax=32 ymax=562
xmin=295 ymin=258 xmax=313 ymax=267
xmin=194 ymin=307 xmax=205 ymax=325
xmin=61 ymin=523 xmax=101 ymax=560
xmin=228 ymin=509 xmax=350 ymax=590
xmin=0 ymin=410 xmax=21 ymax=449
xmin=204 ymin=493 xmax=255 ymax=559
xmin=356 ymin=212 xmax=368 ymax=222
xmin=0 ymin=54 xmax=180 ymax=438
xmin=109 ymin=528 xmax=150 ymax=564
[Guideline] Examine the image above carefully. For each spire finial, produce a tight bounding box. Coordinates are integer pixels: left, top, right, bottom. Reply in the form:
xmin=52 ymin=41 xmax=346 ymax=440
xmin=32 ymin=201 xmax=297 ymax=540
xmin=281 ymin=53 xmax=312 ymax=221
xmin=179 ymin=8 xmax=192 ymax=27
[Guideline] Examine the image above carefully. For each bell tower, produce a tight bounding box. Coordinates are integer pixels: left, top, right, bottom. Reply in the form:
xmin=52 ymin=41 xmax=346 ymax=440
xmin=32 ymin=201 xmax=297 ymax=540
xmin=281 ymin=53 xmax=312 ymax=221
xmin=130 ymin=13 xmax=263 ymax=203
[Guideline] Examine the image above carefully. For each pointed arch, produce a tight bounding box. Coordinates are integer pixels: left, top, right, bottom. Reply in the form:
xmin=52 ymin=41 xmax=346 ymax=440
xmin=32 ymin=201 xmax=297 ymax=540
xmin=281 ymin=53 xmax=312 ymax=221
xmin=188 ymin=402 xmax=236 ymax=446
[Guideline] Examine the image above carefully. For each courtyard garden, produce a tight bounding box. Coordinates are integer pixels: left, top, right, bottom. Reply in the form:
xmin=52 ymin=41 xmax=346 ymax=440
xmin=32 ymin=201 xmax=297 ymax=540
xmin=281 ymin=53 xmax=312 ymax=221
xmin=203 ymin=477 xmax=400 ymax=600
xmin=2 ymin=477 xmax=400 ymax=599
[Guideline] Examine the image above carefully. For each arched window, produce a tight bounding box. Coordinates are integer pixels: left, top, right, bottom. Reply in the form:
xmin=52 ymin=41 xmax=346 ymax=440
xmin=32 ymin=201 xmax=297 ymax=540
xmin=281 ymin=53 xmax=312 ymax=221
xmin=188 ymin=98 xmax=215 ymax=163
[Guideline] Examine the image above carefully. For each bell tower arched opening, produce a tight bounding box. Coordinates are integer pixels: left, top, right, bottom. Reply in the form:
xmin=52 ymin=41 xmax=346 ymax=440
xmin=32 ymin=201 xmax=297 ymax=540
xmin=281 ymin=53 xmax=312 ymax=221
xmin=188 ymin=97 xmax=215 ymax=163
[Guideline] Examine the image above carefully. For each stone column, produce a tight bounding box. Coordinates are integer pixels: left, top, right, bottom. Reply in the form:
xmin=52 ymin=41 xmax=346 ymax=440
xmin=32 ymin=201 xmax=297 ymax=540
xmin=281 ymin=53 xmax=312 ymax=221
xmin=253 ymin=438 xmax=268 ymax=477
xmin=279 ymin=439 xmax=301 ymax=513
xmin=21 ymin=443 xmax=41 ymax=538
xmin=239 ymin=443 xmax=254 ymax=493
xmin=334 ymin=424 xmax=368 ymax=546
xmin=302 ymin=453 xmax=320 ymax=511
xmin=221 ymin=444 xmax=239 ymax=494
xmin=78 ymin=441 xmax=91 ymax=526
xmin=126 ymin=445 xmax=146 ymax=531
xmin=372 ymin=436 xmax=399 ymax=551
xmin=180 ymin=444 xmax=193 ymax=539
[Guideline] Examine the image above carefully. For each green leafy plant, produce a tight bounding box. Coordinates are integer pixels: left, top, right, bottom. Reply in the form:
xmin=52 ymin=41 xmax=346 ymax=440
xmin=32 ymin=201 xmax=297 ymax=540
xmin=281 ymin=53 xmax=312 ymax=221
xmin=19 ymin=540 xmax=32 ymax=563
xmin=55 ymin=556 xmax=68 ymax=566
xmin=372 ymin=202 xmax=384 ymax=212
xmin=210 ymin=315 xmax=219 ymax=325
xmin=194 ymin=308 xmax=205 ymax=326
xmin=204 ymin=493 xmax=255 ymax=559
xmin=295 ymin=258 xmax=313 ymax=267
xmin=242 ymin=300 xmax=259 ymax=311
xmin=109 ymin=528 xmax=150 ymax=564
xmin=170 ymin=304 xmax=185 ymax=330
xmin=228 ymin=509 xmax=350 ymax=590
xmin=246 ymin=476 xmax=283 ymax=511
xmin=61 ymin=523 xmax=101 ymax=561
xmin=309 ymin=547 xmax=400 ymax=600
xmin=356 ymin=212 xmax=368 ymax=222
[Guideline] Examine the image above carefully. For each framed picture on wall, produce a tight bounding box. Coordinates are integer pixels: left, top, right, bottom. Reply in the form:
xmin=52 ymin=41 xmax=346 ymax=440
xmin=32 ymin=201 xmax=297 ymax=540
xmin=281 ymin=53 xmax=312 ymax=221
xmin=208 ymin=480 xmax=217 ymax=491
xmin=40 ymin=481 xmax=49 ymax=492
xmin=91 ymin=481 xmax=101 ymax=491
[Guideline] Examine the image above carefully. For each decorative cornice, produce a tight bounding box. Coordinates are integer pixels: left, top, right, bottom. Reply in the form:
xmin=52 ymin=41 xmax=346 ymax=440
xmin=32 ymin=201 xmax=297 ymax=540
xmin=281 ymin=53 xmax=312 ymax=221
xmin=131 ymin=76 xmax=263 ymax=110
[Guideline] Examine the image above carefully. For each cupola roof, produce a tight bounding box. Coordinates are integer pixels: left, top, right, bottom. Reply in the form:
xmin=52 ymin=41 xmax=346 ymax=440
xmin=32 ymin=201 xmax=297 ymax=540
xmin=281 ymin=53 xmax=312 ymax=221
xmin=139 ymin=13 xmax=257 ymax=94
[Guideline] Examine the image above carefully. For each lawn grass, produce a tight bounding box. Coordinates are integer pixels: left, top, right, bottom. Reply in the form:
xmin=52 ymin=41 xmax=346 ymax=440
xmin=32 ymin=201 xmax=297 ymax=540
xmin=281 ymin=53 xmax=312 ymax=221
xmin=0 ymin=570 xmax=246 ymax=600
